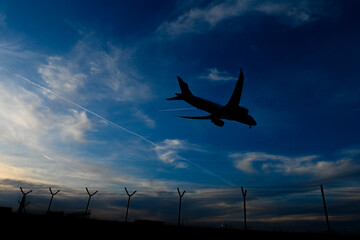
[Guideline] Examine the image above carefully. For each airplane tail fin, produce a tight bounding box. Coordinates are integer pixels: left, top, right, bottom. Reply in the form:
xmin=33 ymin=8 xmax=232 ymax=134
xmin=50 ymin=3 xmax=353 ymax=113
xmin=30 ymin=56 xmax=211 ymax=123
xmin=224 ymin=68 xmax=244 ymax=107
xmin=166 ymin=76 xmax=193 ymax=100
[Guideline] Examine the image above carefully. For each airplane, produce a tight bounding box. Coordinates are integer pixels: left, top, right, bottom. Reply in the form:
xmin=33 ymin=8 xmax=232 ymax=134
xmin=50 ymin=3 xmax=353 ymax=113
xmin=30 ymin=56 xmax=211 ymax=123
xmin=167 ymin=68 xmax=257 ymax=128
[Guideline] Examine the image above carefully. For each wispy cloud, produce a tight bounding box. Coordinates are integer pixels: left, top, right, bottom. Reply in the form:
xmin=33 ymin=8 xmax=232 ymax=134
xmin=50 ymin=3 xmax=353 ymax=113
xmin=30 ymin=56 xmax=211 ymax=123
xmin=156 ymin=0 xmax=335 ymax=38
xmin=231 ymin=152 xmax=318 ymax=174
xmin=0 ymin=80 xmax=49 ymax=145
xmin=254 ymin=0 xmax=337 ymax=25
xmin=0 ymin=75 xmax=94 ymax=147
xmin=156 ymin=0 xmax=250 ymax=37
xmin=0 ymin=67 xmax=112 ymax=189
xmin=1 ymin=66 xmax=232 ymax=189
xmin=34 ymin=36 xmax=156 ymax=131
xmin=37 ymin=38 xmax=151 ymax=103
xmin=154 ymin=139 xmax=190 ymax=168
xmin=230 ymin=150 xmax=360 ymax=181
xmin=199 ymin=68 xmax=236 ymax=81
xmin=59 ymin=109 xmax=92 ymax=142
xmin=38 ymin=56 xmax=86 ymax=95
xmin=132 ymin=108 xmax=156 ymax=129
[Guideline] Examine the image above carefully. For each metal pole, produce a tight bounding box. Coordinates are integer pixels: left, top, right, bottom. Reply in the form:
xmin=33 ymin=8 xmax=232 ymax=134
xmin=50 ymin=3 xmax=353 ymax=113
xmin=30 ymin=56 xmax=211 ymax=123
xmin=178 ymin=197 xmax=182 ymax=225
xmin=125 ymin=196 xmax=130 ymax=222
xmin=17 ymin=187 xmax=32 ymax=214
xmin=124 ymin=187 xmax=136 ymax=223
xmin=85 ymin=196 xmax=91 ymax=214
xmin=241 ymin=186 xmax=247 ymax=231
xmin=177 ymin=187 xmax=185 ymax=226
xmin=48 ymin=195 xmax=54 ymax=212
xmin=47 ymin=187 xmax=60 ymax=212
xmin=320 ymin=185 xmax=330 ymax=232
xmin=85 ymin=187 xmax=98 ymax=215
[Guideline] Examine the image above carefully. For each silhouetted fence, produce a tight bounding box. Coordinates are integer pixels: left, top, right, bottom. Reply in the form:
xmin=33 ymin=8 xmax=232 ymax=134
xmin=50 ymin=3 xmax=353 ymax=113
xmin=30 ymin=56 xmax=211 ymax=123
xmin=1 ymin=184 xmax=360 ymax=234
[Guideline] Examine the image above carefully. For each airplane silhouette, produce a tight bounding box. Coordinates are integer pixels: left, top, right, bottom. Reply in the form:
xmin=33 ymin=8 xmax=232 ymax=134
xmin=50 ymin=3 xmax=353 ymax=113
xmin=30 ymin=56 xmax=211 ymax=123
xmin=167 ymin=69 xmax=257 ymax=128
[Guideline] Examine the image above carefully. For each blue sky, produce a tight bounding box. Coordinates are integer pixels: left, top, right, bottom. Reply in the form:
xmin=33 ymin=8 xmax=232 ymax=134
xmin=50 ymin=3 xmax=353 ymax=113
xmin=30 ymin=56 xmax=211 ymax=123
xmin=0 ymin=0 xmax=360 ymax=231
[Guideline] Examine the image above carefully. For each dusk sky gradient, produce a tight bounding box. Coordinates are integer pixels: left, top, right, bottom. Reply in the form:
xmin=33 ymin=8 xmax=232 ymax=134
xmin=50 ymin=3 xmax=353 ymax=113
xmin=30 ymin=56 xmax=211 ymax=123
xmin=0 ymin=0 xmax=359 ymax=231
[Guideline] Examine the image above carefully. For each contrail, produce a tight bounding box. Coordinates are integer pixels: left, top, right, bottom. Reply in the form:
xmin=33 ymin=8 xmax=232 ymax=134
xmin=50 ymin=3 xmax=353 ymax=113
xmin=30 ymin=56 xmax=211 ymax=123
xmin=158 ymin=107 xmax=196 ymax=112
xmin=9 ymin=70 xmax=236 ymax=187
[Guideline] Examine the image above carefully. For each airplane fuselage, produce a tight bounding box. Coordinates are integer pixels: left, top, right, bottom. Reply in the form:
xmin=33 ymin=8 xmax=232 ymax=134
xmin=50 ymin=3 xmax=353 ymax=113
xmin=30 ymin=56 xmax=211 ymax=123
xmin=184 ymin=95 xmax=257 ymax=127
xmin=185 ymin=96 xmax=222 ymax=113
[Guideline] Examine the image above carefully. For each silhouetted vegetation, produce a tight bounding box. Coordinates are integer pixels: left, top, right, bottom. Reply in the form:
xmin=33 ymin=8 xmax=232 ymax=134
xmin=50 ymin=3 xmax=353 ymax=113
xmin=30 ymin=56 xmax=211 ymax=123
xmin=0 ymin=212 xmax=357 ymax=239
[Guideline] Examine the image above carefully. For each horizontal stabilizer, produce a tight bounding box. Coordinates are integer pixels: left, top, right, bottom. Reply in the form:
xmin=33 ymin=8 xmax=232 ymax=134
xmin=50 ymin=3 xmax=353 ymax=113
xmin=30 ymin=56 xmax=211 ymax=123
xmin=167 ymin=76 xmax=193 ymax=101
xmin=166 ymin=94 xmax=182 ymax=100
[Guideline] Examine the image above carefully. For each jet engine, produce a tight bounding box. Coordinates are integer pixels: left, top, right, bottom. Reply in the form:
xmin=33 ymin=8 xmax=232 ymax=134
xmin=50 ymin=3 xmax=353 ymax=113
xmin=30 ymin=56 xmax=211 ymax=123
xmin=211 ymin=119 xmax=224 ymax=127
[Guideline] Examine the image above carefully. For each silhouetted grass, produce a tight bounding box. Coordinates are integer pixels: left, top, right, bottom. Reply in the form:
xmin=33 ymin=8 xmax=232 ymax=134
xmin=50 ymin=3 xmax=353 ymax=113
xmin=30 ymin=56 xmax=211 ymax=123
xmin=0 ymin=212 xmax=357 ymax=239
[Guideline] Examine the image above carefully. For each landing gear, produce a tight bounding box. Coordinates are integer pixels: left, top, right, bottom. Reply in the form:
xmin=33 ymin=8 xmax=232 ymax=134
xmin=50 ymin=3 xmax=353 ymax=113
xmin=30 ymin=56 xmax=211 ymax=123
xmin=249 ymin=125 xmax=252 ymax=129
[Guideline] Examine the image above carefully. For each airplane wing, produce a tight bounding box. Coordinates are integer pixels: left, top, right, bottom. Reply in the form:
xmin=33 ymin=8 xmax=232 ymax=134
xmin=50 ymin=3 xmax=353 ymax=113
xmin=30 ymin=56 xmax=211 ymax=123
xmin=225 ymin=68 xmax=244 ymax=107
xmin=180 ymin=115 xmax=225 ymax=127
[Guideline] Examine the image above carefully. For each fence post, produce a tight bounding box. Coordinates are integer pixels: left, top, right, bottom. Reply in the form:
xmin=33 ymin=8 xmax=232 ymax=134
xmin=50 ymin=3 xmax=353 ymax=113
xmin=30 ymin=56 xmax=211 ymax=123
xmin=124 ymin=187 xmax=136 ymax=223
xmin=47 ymin=187 xmax=60 ymax=212
xmin=85 ymin=187 xmax=98 ymax=216
xmin=320 ymin=184 xmax=330 ymax=232
xmin=177 ymin=187 xmax=186 ymax=226
xmin=17 ymin=187 xmax=32 ymax=214
xmin=241 ymin=186 xmax=247 ymax=230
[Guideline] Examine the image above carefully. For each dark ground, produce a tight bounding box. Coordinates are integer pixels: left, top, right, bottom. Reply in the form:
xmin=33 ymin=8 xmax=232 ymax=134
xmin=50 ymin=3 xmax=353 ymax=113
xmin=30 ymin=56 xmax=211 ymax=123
xmin=0 ymin=213 xmax=357 ymax=239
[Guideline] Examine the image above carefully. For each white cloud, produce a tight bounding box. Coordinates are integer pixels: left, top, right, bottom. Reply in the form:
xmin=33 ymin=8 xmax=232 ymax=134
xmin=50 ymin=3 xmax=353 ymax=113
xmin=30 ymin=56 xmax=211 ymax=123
xmin=254 ymin=0 xmax=319 ymax=26
xmin=156 ymin=0 xmax=334 ymax=38
xmin=37 ymin=39 xmax=151 ymax=103
xmin=231 ymin=151 xmax=360 ymax=180
xmin=59 ymin=109 xmax=92 ymax=142
xmin=36 ymin=37 xmax=154 ymax=129
xmin=199 ymin=68 xmax=236 ymax=81
xmin=0 ymin=36 xmax=223 ymax=202
xmin=0 ymin=81 xmax=48 ymax=145
xmin=156 ymin=0 xmax=250 ymax=37
xmin=255 ymin=2 xmax=309 ymax=20
xmin=0 ymin=77 xmax=100 ymax=188
xmin=154 ymin=139 xmax=189 ymax=168
xmin=38 ymin=56 xmax=86 ymax=95
xmin=0 ymin=76 xmax=94 ymax=148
